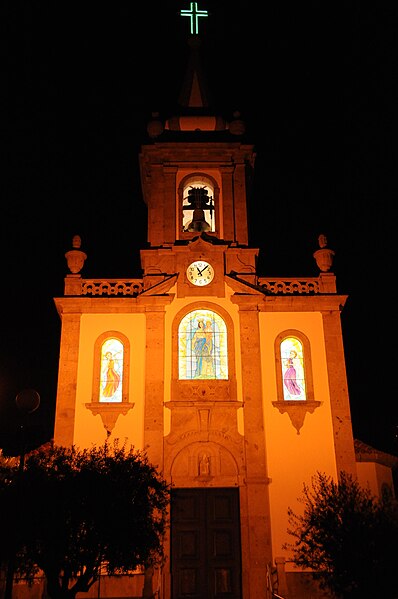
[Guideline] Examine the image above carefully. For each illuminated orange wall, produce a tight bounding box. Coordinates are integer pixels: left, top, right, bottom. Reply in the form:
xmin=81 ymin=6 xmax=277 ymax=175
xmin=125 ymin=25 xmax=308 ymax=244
xmin=66 ymin=288 xmax=351 ymax=576
xmin=260 ymin=311 xmax=338 ymax=567
xmin=72 ymin=313 xmax=146 ymax=449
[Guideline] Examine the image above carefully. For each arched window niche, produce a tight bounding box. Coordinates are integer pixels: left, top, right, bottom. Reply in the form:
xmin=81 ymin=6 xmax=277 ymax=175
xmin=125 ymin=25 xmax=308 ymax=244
xmin=273 ymin=330 xmax=321 ymax=434
xmin=178 ymin=173 xmax=220 ymax=240
xmin=171 ymin=303 xmax=237 ymax=401
xmin=86 ymin=331 xmax=134 ymax=435
xmin=178 ymin=309 xmax=228 ymax=381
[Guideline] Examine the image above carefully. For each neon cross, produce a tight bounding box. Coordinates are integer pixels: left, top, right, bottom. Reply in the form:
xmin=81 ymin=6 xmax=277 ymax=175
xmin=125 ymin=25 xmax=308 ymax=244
xmin=180 ymin=2 xmax=208 ymax=35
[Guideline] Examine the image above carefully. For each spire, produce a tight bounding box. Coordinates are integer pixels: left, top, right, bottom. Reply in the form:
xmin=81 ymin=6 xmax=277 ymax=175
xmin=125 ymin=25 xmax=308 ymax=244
xmin=178 ymin=1 xmax=210 ymax=109
xmin=146 ymin=2 xmax=246 ymax=137
xmin=178 ymin=35 xmax=210 ymax=109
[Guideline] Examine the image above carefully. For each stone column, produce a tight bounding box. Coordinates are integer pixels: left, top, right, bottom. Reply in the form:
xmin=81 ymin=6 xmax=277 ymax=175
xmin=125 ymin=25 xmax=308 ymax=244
xmin=220 ymin=166 xmax=235 ymax=241
xmin=233 ymin=162 xmax=249 ymax=246
xmin=233 ymin=296 xmax=272 ymax=599
xmin=143 ymin=307 xmax=166 ymax=469
xmin=142 ymin=304 xmax=168 ymax=599
xmin=275 ymin=556 xmax=289 ymax=598
xmin=163 ymin=166 xmax=178 ymax=244
xmin=53 ymin=310 xmax=81 ymax=446
xmin=322 ymin=309 xmax=357 ymax=476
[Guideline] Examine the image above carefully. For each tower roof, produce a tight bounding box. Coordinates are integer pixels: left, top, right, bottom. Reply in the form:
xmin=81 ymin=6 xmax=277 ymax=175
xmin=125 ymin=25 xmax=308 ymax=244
xmin=178 ymin=36 xmax=210 ymax=109
xmin=146 ymin=3 xmax=246 ymax=139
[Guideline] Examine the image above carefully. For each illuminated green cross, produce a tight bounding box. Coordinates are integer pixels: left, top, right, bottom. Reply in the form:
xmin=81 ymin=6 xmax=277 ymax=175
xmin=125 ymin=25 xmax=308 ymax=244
xmin=180 ymin=2 xmax=208 ymax=35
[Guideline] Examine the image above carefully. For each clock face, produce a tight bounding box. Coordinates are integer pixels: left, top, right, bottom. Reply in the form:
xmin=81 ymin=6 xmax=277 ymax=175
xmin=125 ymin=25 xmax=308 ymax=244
xmin=186 ymin=260 xmax=214 ymax=286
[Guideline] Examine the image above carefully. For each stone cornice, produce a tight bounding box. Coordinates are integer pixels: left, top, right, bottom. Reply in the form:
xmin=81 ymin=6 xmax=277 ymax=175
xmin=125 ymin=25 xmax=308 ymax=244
xmin=53 ymin=294 xmax=175 ymax=316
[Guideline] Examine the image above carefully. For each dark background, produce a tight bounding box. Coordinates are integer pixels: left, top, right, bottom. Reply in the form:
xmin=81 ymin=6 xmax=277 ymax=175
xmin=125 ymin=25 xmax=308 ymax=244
xmin=2 ymin=1 xmax=397 ymax=456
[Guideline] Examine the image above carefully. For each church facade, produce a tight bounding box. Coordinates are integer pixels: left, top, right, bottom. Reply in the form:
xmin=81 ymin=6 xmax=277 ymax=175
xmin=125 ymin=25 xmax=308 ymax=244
xmin=53 ymin=141 xmax=387 ymax=599
xmin=48 ymin=11 xmax=395 ymax=599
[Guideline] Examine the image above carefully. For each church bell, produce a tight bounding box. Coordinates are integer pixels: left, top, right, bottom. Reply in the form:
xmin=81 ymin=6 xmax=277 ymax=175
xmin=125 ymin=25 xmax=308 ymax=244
xmin=184 ymin=186 xmax=214 ymax=232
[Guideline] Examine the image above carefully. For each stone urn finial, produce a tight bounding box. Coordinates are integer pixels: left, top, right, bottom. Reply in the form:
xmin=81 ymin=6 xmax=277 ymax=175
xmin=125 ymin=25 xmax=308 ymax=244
xmin=313 ymin=233 xmax=335 ymax=272
xmin=65 ymin=235 xmax=87 ymax=274
xmin=229 ymin=110 xmax=246 ymax=136
xmin=147 ymin=111 xmax=164 ymax=138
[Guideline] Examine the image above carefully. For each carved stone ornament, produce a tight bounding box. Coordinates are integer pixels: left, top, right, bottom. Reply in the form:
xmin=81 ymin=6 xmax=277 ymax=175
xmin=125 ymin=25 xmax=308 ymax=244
xmin=197 ymin=452 xmax=212 ymax=481
xmin=272 ymin=400 xmax=322 ymax=434
xmin=65 ymin=235 xmax=87 ymax=274
xmin=313 ymin=233 xmax=335 ymax=272
xmin=85 ymin=402 xmax=135 ymax=436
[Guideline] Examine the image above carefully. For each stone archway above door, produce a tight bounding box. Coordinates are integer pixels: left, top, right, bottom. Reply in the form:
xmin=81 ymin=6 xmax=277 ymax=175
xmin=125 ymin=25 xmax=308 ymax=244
xmin=169 ymin=440 xmax=242 ymax=488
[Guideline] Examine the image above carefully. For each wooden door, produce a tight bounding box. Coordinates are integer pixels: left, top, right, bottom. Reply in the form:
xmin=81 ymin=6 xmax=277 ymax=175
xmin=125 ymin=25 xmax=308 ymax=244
xmin=171 ymin=488 xmax=242 ymax=599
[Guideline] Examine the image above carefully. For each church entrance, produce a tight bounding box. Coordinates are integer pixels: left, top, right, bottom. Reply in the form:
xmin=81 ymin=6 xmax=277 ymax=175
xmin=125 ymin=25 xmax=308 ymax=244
xmin=170 ymin=488 xmax=242 ymax=599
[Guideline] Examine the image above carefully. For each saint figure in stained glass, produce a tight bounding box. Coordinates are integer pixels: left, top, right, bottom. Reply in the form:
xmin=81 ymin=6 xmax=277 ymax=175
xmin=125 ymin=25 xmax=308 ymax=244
xmin=178 ymin=310 xmax=228 ymax=380
xmin=281 ymin=337 xmax=306 ymax=400
xmin=99 ymin=338 xmax=123 ymax=402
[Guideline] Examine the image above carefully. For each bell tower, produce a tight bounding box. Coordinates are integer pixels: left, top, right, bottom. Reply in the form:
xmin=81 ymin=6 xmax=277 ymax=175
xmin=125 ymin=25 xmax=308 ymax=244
xmin=138 ymin=137 xmax=259 ymax=293
xmin=138 ymin=18 xmax=259 ymax=293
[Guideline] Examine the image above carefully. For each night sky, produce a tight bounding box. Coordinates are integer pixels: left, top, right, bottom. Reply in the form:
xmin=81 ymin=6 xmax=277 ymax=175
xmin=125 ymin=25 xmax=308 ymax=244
xmin=2 ymin=1 xmax=397 ymax=456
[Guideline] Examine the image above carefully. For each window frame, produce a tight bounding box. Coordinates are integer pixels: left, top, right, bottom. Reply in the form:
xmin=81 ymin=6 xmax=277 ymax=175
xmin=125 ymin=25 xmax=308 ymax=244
xmin=274 ymin=330 xmax=314 ymax=402
xmin=86 ymin=331 xmax=134 ymax=435
xmin=272 ymin=329 xmax=320 ymax=433
xmin=178 ymin=173 xmax=220 ymax=241
xmin=92 ymin=331 xmax=131 ymax=404
xmin=171 ymin=303 xmax=237 ymax=401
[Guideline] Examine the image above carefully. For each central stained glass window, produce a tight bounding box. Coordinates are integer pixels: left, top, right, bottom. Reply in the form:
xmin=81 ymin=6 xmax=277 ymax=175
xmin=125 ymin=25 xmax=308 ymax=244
xmin=178 ymin=310 xmax=228 ymax=380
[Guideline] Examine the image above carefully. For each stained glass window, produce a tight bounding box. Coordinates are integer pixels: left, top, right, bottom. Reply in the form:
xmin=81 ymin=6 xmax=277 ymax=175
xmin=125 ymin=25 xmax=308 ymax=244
xmin=99 ymin=338 xmax=123 ymax=402
xmin=280 ymin=337 xmax=306 ymax=400
xmin=178 ymin=310 xmax=228 ymax=380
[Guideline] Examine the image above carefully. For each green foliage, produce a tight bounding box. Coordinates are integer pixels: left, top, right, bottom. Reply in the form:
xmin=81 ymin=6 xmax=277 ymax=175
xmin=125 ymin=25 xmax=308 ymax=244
xmin=284 ymin=471 xmax=398 ymax=598
xmin=0 ymin=441 xmax=170 ymax=599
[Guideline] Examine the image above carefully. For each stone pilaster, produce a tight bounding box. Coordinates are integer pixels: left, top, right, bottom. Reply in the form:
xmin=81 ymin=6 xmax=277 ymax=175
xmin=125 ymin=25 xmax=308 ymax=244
xmin=322 ymin=309 xmax=357 ymax=476
xmin=53 ymin=312 xmax=81 ymax=446
xmin=143 ymin=308 xmax=166 ymax=471
xmin=236 ymin=299 xmax=272 ymax=599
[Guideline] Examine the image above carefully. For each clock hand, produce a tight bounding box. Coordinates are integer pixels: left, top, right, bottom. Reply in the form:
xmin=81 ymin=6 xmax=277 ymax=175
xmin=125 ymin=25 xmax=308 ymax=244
xmin=197 ymin=264 xmax=209 ymax=276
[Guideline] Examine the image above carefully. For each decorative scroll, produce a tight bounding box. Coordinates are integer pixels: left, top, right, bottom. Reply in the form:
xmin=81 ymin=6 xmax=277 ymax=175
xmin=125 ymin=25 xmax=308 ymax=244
xmin=272 ymin=400 xmax=322 ymax=434
xmin=85 ymin=402 xmax=135 ymax=436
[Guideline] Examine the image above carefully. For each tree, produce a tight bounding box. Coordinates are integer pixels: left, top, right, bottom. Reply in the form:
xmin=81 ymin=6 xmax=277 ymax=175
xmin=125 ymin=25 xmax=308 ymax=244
xmin=284 ymin=471 xmax=398 ymax=598
xmin=0 ymin=441 xmax=170 ymax=599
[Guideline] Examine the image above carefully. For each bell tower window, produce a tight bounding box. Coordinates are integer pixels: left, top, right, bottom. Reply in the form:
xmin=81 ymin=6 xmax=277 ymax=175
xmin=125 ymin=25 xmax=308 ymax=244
xmin=179 ymin=174 xmax=219 ymax=238
xmin=183 ymin=186 xmax=215 ymax=232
